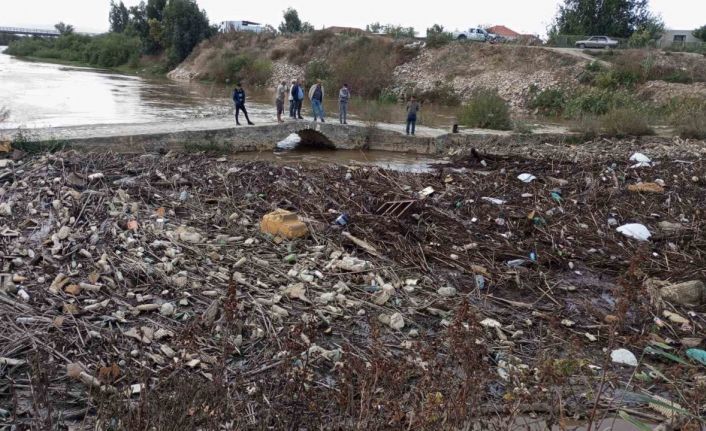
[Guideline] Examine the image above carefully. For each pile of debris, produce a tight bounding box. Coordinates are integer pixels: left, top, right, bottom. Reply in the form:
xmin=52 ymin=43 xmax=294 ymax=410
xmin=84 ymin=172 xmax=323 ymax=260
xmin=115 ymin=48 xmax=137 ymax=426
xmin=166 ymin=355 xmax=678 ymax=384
xmin=0 ymin=149 xmax=704 ymax=429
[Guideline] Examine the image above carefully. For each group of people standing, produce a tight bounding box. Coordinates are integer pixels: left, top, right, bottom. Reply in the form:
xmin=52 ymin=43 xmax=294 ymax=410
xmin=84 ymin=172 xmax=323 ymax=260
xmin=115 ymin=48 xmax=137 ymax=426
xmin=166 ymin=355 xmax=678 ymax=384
xmin=233 ymin=81 xmax=419 ymax=135
xmin=274 ymin=80 xmax=350 ymax=124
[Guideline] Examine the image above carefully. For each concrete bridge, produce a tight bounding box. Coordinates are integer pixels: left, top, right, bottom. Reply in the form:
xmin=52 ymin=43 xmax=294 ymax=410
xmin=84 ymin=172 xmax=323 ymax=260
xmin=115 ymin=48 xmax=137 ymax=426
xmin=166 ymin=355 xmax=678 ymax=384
xmin=0 ymin=26 xmax=61 ymax=37
xmin=5 ymin=121 xmax=446 ymax=154
xmin=0 ymin=118 xmax=576 ymax=156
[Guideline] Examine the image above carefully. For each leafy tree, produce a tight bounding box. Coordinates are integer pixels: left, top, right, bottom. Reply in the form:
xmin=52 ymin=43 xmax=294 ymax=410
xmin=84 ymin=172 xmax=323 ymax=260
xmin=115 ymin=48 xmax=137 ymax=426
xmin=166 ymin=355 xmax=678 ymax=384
xmin=301 ymin=22 xmax=315 ymax=33
xmin=146 ymin=0 xmax=167 ymax=21
xmin=628 ymin=16 xmax=664 ymax=47
xmin=426 ymin=24 xmax=453 ymax=48
xmin=366 ymin=22 xmax=383 ymax=33
xmin=694 ymin=25 xmax=706 ymax=42
xmin=109 ymin=1 xmax=130 ymax=33
xmin=551 ymin=0 xmax=659 ymax=38
xmin=278 ymin=8 xmax=302 ymax=34
xmin=127 ymin=2 xmax=149 ymax=38
xmin=54 ymin=22 xmax=75 ymax=35
xmin=162 ymin=0 xmax=212 ymax=66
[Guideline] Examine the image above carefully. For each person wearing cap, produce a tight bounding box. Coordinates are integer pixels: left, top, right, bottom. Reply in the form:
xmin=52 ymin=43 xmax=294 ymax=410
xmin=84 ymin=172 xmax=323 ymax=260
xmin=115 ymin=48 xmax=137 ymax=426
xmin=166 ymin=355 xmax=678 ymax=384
xmin=276 ymin=80 xmax=288 ymax=123
xmin=308 ymin=80 xmax=325 ymax=122
xmin=338 ymin=83 xmax=350 ymax=124
xmin=232 ymin=83 xmax=254 ymax=126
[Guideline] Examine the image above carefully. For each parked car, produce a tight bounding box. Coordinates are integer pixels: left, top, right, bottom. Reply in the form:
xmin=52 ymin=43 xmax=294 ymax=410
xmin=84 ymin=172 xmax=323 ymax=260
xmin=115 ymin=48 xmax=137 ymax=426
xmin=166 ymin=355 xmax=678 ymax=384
xmin=453 ymin=28 xmax=498 ymax=43
xmin=575 ymin=36 xmax=619 ymax=49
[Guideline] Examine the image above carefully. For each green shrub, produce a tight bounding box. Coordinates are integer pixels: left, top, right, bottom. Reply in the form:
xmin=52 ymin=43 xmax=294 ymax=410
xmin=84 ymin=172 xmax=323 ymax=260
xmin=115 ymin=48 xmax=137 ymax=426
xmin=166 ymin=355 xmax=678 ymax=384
xmin=599 ymin=108 xmax=653 ymax=137
xmin=377 ymin=90 xmax=398 ymax=104
xmin=458 ymin=88 xmax=512 ymax=130
xmin=305 ymin=59 xmax=332 ymax=82
xmin=84 ymin=33 xmax=142 ymax=68
xmin=594 ymin=68 xmax=643 ymax=89
xmin=661 ymin=70 xmax=693 ymax=84
xmin=585 ymin=61 xmax=604 ymax=73
xmin=426 ymin=24 xmax=454 ymax=49
xmin=527 ymin=87 xmax=567 ymax=116
xmin=208 ymin=53 xmax=272 ymax=86
xmin=667 ymin=97 xmax=706 ymax=139
xmin=332 ymin=37 xmax=396 ymax=98
xmin=565 ymin=88 xmax=638 ymax=117
xmin=570 ymin=115 xmax=601 ymax=139
xmin=5 ymin=33 xmax=141 ymax=68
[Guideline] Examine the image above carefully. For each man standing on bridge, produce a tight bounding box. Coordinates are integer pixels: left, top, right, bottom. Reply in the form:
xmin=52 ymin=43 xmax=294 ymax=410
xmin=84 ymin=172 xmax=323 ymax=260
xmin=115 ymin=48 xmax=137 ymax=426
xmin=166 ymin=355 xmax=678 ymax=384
xmin=276 ymin=80 xmax=288 ymax=123
xmin=232 ymin=83 xmax=254 ymax=126
xmin=309 ymin=80 xmax=325 ymax=123
xmin=338 ymin=83 xmax=350 ymax=124
xmin=291 ymin=79 xmax=304 ymax=120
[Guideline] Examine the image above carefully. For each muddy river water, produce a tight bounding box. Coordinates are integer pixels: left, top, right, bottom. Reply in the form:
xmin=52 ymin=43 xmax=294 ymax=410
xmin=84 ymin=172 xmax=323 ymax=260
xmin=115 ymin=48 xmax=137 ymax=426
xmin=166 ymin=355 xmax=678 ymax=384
xmin=0 ymin=48 xmax=457 ymax=130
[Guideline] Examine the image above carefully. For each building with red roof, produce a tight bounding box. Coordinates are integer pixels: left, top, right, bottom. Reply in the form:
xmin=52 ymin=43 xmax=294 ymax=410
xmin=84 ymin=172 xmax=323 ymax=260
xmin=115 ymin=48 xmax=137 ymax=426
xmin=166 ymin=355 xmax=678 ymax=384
xmin=485 ymin=25 xmax=521 ymax=40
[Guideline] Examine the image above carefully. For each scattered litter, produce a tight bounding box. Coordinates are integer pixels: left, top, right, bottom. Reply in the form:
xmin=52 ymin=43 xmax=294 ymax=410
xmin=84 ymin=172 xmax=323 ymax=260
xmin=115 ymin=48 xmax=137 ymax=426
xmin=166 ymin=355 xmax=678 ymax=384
xmin=616 ymin=223 xmax=651 ymax=241
xmin=517 ymin=173 xmax=537 ymax=183
xmin=629 ymin=152 xmax=652 ymax=168
xmin=482 ymin=197 xmax=506 ymax=205
xmin=686 ymin=348 xmax=706 ymax=366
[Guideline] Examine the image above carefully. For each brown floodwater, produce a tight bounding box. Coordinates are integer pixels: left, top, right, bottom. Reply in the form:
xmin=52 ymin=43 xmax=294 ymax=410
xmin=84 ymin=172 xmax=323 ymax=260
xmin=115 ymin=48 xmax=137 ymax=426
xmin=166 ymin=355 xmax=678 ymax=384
xmin=0 ymin=48 xmax=458 ymax=130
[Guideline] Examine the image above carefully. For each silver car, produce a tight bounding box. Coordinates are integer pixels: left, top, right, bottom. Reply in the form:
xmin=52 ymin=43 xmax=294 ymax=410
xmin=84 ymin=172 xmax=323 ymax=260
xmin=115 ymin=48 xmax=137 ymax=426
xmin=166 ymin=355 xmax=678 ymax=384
xmin=575 ymin=36 xmax=619 ymax=49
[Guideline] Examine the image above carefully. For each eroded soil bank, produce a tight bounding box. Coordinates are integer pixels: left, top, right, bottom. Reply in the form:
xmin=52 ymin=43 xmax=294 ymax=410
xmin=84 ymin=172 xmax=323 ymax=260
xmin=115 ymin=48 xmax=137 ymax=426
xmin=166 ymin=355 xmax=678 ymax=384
xmin=0 ymin=143 xmax=704 ymax=429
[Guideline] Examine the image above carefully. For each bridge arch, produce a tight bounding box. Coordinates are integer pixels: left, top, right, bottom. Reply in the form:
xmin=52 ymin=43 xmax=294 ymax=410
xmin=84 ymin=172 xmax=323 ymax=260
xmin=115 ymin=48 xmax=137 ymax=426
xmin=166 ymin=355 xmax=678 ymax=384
xmin=275 ymin=126 xmax=336 ymax=151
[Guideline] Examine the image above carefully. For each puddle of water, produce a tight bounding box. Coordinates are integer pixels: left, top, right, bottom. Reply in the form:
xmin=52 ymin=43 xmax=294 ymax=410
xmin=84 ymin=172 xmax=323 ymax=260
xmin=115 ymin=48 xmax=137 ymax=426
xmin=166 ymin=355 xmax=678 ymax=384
xmin=231 ymin=149 xmax=448 ymax=173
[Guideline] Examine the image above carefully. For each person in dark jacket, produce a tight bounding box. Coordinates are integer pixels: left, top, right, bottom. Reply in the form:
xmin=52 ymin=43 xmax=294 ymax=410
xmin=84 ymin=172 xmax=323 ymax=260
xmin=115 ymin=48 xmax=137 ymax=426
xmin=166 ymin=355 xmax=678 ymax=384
xmin=288 ymin=79 xmax=297 ymax=118
xmin=406 ymin=96 xmax=420 ymax=135
xmin=232 ymin=83 xmax=254 ymax=126
xmin=290 ymin=79 xmax=304 ymax=120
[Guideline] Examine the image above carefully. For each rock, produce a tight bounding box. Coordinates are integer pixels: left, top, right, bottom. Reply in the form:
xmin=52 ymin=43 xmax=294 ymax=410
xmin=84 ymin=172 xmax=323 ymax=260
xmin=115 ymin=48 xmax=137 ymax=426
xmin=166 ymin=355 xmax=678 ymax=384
xmin=160 ymin=303 xmax=176 ymax=317
xmin=480 ymin=318 xmax=502 ymax=328
xmin=57 ymin=226 xmax=71 ymax=240
xmin=627 ymin=182 xmax=664 ymax=193
xmin=0 ymin=202 xmax=11 ymax=216
xmin=658 ymin=279 xmax=705 ymax=306
xmin=260 ymin=209 xmax=309 ymax=239
xmin=611 ymin=348 xmax=638 ymax=367
xmin=389 ymin=313 xmax=405 ymax=330
xmin=178 ymin=230 xmax=202 ymax=244
xmin=0 ymin=159 xmax=14 ymax=169
xmin=336 ymin=256 xmax=371 ymax=272
xmin=437 ymin=286 xmax=457 ymax=297
xmin=657 ymin=221 xmax=685 ymax=234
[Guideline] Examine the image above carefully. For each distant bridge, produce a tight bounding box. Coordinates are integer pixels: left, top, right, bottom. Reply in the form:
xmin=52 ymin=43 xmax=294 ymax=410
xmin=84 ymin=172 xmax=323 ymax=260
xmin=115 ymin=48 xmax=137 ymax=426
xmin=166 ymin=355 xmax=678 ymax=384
xmin=0 ymin=26 xmax=61 ymax=37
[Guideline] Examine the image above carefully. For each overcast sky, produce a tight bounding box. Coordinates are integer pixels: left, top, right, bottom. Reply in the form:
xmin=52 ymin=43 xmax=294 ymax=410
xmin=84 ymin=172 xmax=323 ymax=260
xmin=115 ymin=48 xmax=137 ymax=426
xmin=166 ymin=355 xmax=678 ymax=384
xmin=1 ymin=0 xmax=702 ymax=36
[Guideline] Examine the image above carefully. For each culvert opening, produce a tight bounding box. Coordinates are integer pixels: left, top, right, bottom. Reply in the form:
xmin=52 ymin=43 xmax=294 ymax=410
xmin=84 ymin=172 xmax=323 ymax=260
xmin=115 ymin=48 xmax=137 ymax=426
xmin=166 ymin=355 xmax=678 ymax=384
xmin=276 ymin=130 xmax=335 ymax=151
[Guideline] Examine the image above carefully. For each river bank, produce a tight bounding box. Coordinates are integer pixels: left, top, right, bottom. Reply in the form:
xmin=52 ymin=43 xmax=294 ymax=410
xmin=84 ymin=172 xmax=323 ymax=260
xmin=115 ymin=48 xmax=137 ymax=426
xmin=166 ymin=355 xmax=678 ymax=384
xmin=0 ymin=147 xmax=704 ymax=429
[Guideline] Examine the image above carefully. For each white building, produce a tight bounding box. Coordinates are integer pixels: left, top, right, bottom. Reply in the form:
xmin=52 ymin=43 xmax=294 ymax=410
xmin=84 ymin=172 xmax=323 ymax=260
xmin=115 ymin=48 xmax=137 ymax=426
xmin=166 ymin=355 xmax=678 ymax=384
xmin=658 ymin=29 xmax=702 ymax=48
xmin=219 ymin=21 xmax=265 ymax=33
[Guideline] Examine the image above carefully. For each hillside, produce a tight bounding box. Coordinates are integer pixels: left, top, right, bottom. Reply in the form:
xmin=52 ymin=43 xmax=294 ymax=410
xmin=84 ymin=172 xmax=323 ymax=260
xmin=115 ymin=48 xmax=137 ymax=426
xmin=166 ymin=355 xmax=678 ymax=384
xmin=168 ymin=31 xmax=706 ymax=116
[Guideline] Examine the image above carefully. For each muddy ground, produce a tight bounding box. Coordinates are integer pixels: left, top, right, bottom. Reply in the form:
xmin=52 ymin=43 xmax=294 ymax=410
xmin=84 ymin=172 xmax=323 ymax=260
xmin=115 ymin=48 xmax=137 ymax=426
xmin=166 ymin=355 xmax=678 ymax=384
xmin=0 ymin=141 xmax=705 ymax=430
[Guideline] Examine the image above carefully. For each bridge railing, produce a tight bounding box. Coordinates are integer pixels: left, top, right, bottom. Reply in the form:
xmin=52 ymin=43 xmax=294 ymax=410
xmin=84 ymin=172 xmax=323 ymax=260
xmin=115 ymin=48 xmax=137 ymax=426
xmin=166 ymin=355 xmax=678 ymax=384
xmin=0 ymin=26 xmax=61 ymax=36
